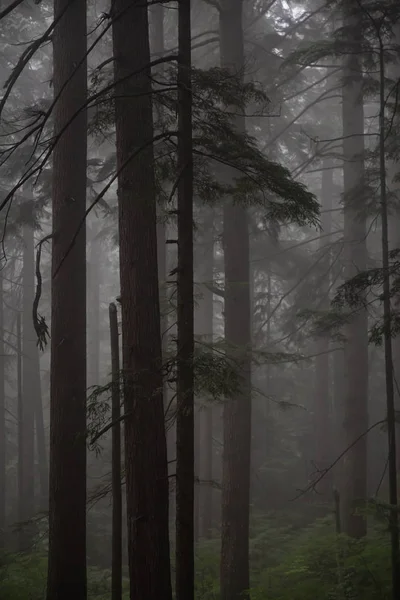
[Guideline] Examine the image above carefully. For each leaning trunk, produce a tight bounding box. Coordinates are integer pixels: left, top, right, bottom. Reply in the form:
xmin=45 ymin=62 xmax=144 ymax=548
xmin=112 ymin=2 xmax=172 ymax=599
xmin=219 ymin=0 xmax=252 ymax=598
xmin=47 ymin=0 xmax=88 ymax=596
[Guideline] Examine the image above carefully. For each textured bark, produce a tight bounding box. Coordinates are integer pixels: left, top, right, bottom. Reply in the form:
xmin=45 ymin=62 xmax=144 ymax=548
xmin=219 ymin=0 xmax=252 ymax=598
xmin=47 ymin=0 xmax=88 ymax=596
xmin=17 ymin=312 xmax=22 ymax=551
xmin=340 ymin=5 xmax=368 ymax=539
xmin=314 ymin=162 xmax=333 ymax=495
xmin=0 ymin=273 xmax=5 ymax=548
xmin=112 ymin=2 xmax=172 ymax=599
xmin=150 ymin=2 xmax=176 ymax=527
xmin=175 ymin=0 xmax=195 ymax=596
xmin=110 ymin=303 xmax=122 ymax=600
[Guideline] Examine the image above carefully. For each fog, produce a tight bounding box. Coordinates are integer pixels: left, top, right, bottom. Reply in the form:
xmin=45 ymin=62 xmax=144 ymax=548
xmin=0 ymin=0 xmax=398 ymax=599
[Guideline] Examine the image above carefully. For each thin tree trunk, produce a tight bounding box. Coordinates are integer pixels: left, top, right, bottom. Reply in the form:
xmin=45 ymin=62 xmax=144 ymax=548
xmin=34 ymin=351 xmax=48 ymax=512
xmin=314 ymin=161 xmax=333 ymax=495
xmin=47 ymin=0 xmax=88 ymax=596
xmin=87 ymin=224 xmax=101 ymax=389
xmin=20 ymin=209 xmax=37 ymax=550
xmin=110 ymin=303 xmax=122 ymax=600
xmin=198 ymin=217 xmax=214 ymax=538
xmin=377 ymin=38 xmax=400 ymax=599
xmin=219 ymin=0 xmax=252 ymax=598
xmin=17 ymin=311 xmax=22 ymax=551
xmin=111 ymin=1 xmax=172 ymax=598
xmin=175 ymin=0 xmax=194 ymax=596
xmin=340 ymin=4 xmax=368 ymax=539
xmin=0 ymin=273 xmax=5 ymax=548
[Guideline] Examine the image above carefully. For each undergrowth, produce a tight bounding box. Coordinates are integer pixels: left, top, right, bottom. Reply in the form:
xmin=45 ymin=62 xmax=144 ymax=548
xmin=0 ymin=514 xmax=392 ymax=599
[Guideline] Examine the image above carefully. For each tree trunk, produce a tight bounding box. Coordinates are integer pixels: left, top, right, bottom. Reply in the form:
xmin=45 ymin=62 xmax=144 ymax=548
xmin=20 ymin=210 xmax=37 ymax=550
xmin=47 ymin=0 xmax=88 ymax=596
xmin=0 ymin=273 xmax=5 ymax=548
xmin=175 ymin=0 xmax=195 ymax=596
xmin=150 ymin=1 xmax=176 ymax=530
xmin=87 ymin=224 xmax=101 ymax=389
xmin=111 ymin=2 xmax=172 ymax=599
xmin=34 ymin=350 xmax=48 ymax=512
xmin=110 ymin=303 xmax=122 ymax=600
xmin=21 ymin=203 xmax=48 ymax=513
xmin=196 ymin=212 xmax=214 ymax=539
xmin=340 ymin=4 xmax=368 ymax=539
xmin=314 ymin=161 xmax=333 ymax=496
xmin=17 ymin=311 xmax=22 ymax=551
xmin=219 ymin=0 xmax=252 ymax=598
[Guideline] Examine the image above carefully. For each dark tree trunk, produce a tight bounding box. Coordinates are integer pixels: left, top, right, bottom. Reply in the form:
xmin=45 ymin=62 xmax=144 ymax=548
xmin=0 ymin=273 xmax=5 ymax=548
xmin=110 ymin=303 xmax=122 ymax=600
xmin=314 ymin=162 xmax=333 ymax=495
xmin=219 ymin=0 xmax=252 ymax=598
xmin=340 ymin=4 xmax=368 ymax=539
xmin=175 ymin=0 xmax=195 ymax=596
xmin=150 ymin=1 xmax=176 ymax=529
xmin=47 ymin=0 xmax=88 ymax=596
xmin=17 ymin=312 xmax=22 ymax=551
xmin=112 ymin=2 xmax=172 ymax=599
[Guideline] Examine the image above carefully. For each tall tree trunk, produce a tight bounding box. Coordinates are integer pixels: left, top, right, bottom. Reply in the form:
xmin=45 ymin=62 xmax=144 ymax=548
xmin=111 ymin=2 xmax=172 ymax=599
xmin=197 ymin=213 xmax=214 ymax=538
xmin=377 ymin=33 xmax=400 ymax=599
xmin=109 ymin=303 xmax=122 ymax=600
xmin=150 ymin=1 xmax=176 ymax=530
xmin=219 ymin=0 xmax=252 ymax=598
xmin=87 ymin=224 xmax=101 ymax=389
xmin=314 ymin=161 xmax=333 ymax=496
xmin=34 ymin=350 xmax=48 ymax=512
xmin=17 ymin=311 xmax=22 ymax=551
xmin=0 ymin=273 xmax=4 ymax=549
xmin=20 ymin=209 xmax=37 ymax=550
xmin=21 ymin=202 xmax=48 ymax=513
xmin=175 ymin=0 xmax=194 ymax=596
xmin=47 ymin=0 xmax=88 ymax=596
xmin=340 ymin=4 xmax=368 ymax=539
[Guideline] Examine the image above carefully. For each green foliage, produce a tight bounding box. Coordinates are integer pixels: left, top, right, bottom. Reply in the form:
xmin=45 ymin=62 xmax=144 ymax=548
xmin=0 ymin=553 xmax=130 ymax=599
xmin=195 ymin=516 xmax=393 ymax=600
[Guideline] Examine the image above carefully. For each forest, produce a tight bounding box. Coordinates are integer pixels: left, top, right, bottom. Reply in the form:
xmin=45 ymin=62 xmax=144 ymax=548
xmin=0 ymin=0 xmax=399 ymax=599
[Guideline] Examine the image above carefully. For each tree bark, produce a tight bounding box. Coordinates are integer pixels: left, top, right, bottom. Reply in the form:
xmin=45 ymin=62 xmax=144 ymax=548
xmin=0 ymin=273 xmax=5 ymax=548
xmin=219 ymin=0 xmax=252 ymax=598
xmin=340 ymin=4 xmax=368 ymax=539
xmin=112 ymin=1 xmax=172 ymax=599
xmin=175 ymin=0 xmax=195 ymax=596
xmin=17 ymin=311 xmax=22 ymax=552
xmin=110 ymin=303 xmax=122 ymax=600
xmin=47 ymin=0 xmax=88 ymax=596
